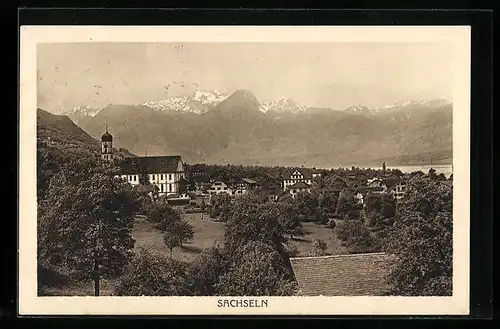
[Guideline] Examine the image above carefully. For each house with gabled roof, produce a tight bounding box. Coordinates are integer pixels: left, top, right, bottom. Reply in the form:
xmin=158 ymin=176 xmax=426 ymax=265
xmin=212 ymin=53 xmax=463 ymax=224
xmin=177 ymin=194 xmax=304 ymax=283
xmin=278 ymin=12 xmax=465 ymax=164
xmin=287 ymin=181 xmax=311 ymax=198
xmin=366 ymin=176 xmax=408 ymax=201
xmin=290 ymin=253 xmax=395 ymax=296
xmin=207 ymin=179 xmax=233 ymax=196
xmin=233 ymin=177 xmax=258 ymax=195
xmin=282 ymin=167 xmax=313 ymax=191
xmin=119 ymin=155 xmax=186 ymax=196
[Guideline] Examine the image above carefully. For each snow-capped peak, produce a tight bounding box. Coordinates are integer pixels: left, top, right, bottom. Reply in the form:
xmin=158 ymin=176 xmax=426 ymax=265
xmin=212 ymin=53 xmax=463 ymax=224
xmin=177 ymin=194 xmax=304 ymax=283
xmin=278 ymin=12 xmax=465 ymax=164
xmin=260 ymin=98 xmax=309 ymax=114
xmin=193 ymin=90 xmax=229 ymax=105
xmin=344 ymin=104 xmax=371 ymax=114
xmin=344 ymin=98 xmax=453 ymax=116
xmin=375 ymin=98 xmax=452 ymax=112
xmin=62 ymin=105 xmax=101 ymax=123
xmin=142 ymin=90 xmax=229 ymax=114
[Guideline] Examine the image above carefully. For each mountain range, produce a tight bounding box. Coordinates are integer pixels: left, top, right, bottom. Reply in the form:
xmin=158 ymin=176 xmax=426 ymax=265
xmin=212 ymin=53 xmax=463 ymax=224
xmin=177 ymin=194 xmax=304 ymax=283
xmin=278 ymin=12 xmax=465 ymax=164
xmin=57 ymin=89 xmax=452 ymax=168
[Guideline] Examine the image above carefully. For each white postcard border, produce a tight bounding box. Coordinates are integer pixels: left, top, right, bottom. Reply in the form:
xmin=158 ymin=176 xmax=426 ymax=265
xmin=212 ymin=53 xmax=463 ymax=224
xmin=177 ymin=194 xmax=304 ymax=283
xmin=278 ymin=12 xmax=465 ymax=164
xmin=19 ymin=25 xmax=471 ymax=315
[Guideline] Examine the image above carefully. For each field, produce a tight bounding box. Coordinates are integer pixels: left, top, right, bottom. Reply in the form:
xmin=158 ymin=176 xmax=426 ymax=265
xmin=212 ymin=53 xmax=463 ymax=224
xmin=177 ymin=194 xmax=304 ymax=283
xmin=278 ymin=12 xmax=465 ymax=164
xmin=133 ymin=212 xmax=226 ymax=262
xmin=133 ymin=213 xmax=348 ymax=261
xmin=39 ymin=212 xmax=347 ymax=296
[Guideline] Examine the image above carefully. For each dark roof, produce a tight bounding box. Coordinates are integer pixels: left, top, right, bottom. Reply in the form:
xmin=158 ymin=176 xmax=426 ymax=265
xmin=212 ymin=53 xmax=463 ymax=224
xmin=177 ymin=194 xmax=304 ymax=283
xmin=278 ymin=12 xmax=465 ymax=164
xmin=101 ymin=131 xmax=113 ymax=142
xmin=448 ymin=174 xmax=453 ymax=180
xmin=283 ymin=167 xmax=313 ymax=180
xmin=383 ymin=178 xmax=400 ymax=190
xmin=288 ymin=181 xmax=311 ymax=189
xmin=290 ymin=253 xmax=395 ymax=296
xmin=119 ymin=156 xmax=183 ymax=174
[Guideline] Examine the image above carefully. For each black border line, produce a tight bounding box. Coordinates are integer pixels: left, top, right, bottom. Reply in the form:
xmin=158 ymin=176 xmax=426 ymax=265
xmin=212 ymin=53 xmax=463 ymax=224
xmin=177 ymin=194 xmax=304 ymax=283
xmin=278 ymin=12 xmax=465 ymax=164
xmin=8 ymin=7 xmax=494 ymax=323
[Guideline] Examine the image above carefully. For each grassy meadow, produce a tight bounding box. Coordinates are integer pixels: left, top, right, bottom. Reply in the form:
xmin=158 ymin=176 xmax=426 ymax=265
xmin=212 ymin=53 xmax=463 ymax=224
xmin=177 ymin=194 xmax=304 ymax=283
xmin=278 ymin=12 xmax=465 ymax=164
xmin=40 ymin=212 xmax=346 ymax=296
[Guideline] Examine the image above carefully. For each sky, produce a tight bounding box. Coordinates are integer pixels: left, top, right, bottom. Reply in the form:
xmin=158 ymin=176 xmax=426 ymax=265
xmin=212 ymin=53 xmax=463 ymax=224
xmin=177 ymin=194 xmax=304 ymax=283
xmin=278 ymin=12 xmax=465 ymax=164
xmin=37 ymin=42 xmax=453 ymax=114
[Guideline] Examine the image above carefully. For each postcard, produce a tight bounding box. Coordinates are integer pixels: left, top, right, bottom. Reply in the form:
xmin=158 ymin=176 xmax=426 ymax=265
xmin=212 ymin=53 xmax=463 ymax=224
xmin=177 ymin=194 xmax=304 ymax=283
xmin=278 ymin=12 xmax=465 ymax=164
xmin=19 ymin=25 xmax=470 ymax=315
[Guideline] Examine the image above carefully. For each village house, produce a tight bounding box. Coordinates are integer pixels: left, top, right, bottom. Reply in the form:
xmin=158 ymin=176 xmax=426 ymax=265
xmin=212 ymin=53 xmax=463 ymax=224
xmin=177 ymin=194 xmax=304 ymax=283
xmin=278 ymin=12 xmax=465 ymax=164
xmin=366 ymin=178 xmax=388 ymax=193
xmin=326 ymin=174 xmax=350 ymax=197
xmin=233 ymin=178 xmax=258 ymax=195
xmin=287 ymin=181 xmax=311 ymax=198
xmin=282 ymin=167 xmax=313 ymax=191
xmin=118 ymin=155 xmax=187 ymax=196
xmin=266 ymin=187 xmax=285 ymax=202
xmin=366 ymin=177 xmax=409 ymax=202
xmin=207 ymin=180 xmax=233 ymax=196
xmin=312 ymin=168 xmax=323 ymax=179
xmin=387 ymin=179 xmax=408 ymax=201
xmin=259 ymin=176 xmax=284 ymax=202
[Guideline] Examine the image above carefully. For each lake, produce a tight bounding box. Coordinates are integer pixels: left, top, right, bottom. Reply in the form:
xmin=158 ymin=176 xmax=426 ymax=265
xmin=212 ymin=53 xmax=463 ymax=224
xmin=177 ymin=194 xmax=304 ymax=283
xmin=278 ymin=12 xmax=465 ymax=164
xmin=359 ymin=164 xmax=453 ymax=178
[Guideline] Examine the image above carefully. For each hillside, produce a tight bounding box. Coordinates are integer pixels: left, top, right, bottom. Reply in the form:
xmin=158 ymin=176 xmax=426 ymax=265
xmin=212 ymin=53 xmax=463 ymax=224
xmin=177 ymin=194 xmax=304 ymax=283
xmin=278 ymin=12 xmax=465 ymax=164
xmin=72 ymin=90 xmax=453 ymax=168
xmin=37 ymin=108 xmax=100 ymax=152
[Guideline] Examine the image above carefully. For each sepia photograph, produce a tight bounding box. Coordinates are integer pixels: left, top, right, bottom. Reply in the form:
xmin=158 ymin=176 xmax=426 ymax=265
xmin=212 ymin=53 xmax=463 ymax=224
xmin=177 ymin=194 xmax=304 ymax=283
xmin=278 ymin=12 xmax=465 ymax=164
xmin=19 ymin=26 xmax=471 ymax=315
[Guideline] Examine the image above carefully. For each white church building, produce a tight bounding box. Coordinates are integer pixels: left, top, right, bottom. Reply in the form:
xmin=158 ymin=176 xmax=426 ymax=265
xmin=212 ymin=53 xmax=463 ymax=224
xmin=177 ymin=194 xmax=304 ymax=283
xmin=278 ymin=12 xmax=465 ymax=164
xmin=100 ymin=127 xmax=186 ymax=196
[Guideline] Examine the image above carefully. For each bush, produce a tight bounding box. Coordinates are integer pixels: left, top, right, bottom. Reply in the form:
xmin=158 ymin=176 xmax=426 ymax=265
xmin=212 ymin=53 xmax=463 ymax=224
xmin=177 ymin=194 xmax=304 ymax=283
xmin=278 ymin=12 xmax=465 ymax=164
xmin=335 ymin=220 xmax=381 ymax=254
xmin=114 ymin=248 xmax=187 ymax=296
xmin=215 ymin=241 xmax=297 ymax=296
xmin=184 ymin=246 xmax=229 ymax=296
xmin=284 ymin=241 xmax=299 ymax=258
xmin=312 ymin=239 xmax=328 ymax=256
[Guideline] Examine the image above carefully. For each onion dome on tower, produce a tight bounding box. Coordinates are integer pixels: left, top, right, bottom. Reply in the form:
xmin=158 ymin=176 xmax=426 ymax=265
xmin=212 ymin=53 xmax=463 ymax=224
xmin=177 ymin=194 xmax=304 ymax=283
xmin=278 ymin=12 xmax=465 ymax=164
xmin=101 ymin=122 xmax=114 ymax=161
xmin=101 ymin=131 xmax=113 ymax=142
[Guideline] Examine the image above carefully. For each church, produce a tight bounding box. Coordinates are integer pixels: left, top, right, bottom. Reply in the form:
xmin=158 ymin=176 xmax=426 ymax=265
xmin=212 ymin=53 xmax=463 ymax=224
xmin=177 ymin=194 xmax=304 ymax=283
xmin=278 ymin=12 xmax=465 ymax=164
xmin=101 ymin=127 xmax=187 ymax=196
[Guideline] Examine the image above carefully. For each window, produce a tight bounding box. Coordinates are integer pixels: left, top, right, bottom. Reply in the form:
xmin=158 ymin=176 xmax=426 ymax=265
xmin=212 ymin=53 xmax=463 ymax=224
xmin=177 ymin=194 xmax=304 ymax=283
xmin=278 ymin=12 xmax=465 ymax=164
xmin=161 ymin=174 xmax=164 ymax=180
xmin=291 ymin=189 xmax=296 ymax=193
xmin=169 ymin=174 xmax=172 ymax=180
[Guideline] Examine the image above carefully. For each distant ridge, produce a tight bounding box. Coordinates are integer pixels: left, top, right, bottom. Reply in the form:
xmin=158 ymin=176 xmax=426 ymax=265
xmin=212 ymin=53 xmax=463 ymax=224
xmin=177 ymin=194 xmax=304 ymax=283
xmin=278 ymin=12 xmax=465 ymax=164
xmin=71 ymin=89 xmax=452 ymax=168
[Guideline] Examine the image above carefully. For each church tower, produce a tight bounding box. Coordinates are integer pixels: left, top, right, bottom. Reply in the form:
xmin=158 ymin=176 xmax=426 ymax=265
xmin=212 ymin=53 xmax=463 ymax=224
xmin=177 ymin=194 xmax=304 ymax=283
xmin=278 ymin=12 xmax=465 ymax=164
xmin=101 ymin=123 xmax=114 ymax=161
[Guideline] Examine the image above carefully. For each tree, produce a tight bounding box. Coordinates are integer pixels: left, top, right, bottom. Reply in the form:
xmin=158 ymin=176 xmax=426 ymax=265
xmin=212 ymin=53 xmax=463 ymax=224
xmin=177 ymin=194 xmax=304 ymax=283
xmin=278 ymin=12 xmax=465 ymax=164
xmin=149 ymin=203 xmax=194 ymax=255
xmin=385 ymin=175 xmax=453 ymax=296
xmin=114 ymin=248 xmax=187 ymax=296
xmin=276 ymin=196 xmax=302 ymax=240
xmin=215 ymin=241 xmax=297 ymax=296
xmin=207 ymin=193 xmax=233 ymax=221
xmin=38 ymin=164 xmax=140 ymax=296
xmin=164 ymin=234 xmax=181 ymax=257
xmin=165 ymin=219 xmax=194 ymax=248
xmin=178 ymin=177 xmax=188 ymax=194
xmin=312 ymin=239 xmax=328 ymax=256
xmin=294 ymin=192 xmax=318 ymax=222
xmin=363 ymin=192 xmax=396 ymax=237
xmin=148 ymin=203 xmax=182 ymax=230
xmin=428 ymin=168 xmax=437 ymax=180
xmin=200 ymin=199 xmax=206 ymax=212
xmin=184 ymin=245 xmax=229 ymax=296
xmin=335 ymin=220 xmax=381 ymax=254
xmin=224 ymin=195 xmax=286 ymax=252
